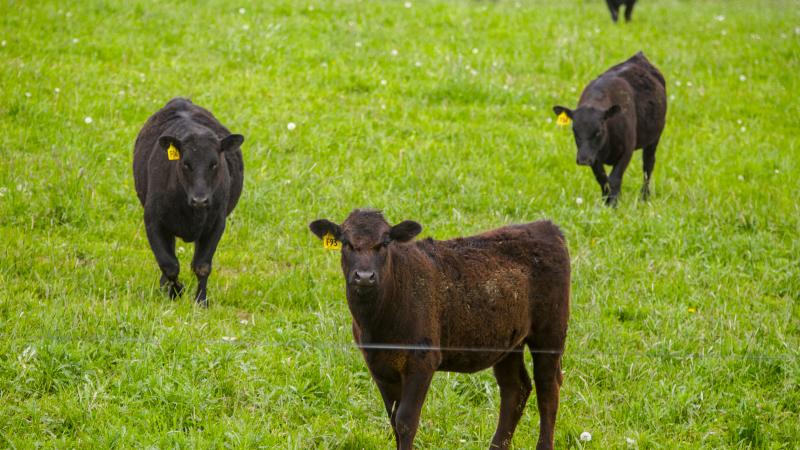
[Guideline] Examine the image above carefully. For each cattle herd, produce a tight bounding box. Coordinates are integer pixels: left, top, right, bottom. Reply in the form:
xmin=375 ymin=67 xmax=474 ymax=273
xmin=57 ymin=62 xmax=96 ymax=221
xmin=131 ymin=2 xmax=665 ymax=449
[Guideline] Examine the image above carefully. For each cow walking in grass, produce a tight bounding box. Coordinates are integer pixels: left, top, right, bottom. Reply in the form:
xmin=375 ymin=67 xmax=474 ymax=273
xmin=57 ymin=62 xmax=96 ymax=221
xmin=133 ymin=98 xmax=244 ymax=307
xmin=553 ymin=51 xmax=666 ymax=206
xmin=309 ymin=210 xmax=570 ymax=450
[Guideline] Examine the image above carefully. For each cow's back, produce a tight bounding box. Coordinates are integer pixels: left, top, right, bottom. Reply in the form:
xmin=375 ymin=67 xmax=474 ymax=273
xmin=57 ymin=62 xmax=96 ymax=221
xmin=420 ymin=220 xmax=570 ymax=366
xmin=611 ymin=52 xmax=667 ymax=147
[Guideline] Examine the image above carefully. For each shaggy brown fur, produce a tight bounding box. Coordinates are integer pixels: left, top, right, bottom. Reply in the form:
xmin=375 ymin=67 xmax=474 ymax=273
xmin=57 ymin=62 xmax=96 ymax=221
xmin=310 ymin=210 xmax=570 ymax=450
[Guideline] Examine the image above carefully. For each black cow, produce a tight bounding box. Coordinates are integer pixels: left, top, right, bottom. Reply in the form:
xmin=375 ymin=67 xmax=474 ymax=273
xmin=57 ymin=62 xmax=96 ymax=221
xmin=606 ymin=0 xmax=637 ymax=23
xmin=133 ymin=98 xmax=244 ymax=306
xmin=553 ymin=51 xmax=666 ymax=205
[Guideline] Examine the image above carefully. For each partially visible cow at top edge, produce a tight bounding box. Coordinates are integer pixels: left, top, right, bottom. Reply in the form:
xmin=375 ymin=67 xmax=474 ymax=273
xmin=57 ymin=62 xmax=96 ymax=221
xmin=553 ymin=51 xmax=666 ymax=206
xmin=133 ymin=97 xmax=244 ymax=306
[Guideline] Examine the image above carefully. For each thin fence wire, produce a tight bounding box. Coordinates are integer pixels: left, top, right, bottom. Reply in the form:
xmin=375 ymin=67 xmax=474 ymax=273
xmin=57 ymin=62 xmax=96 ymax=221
xmin=6 ymin=334 xmax=798 ymax=361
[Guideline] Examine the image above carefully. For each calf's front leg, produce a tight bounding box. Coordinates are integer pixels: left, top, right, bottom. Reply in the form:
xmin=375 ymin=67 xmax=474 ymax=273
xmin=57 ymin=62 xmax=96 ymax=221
xmin=191 ymin=217 xmax=226 ymax=307
xmin=144 ymin=218 xmax=183 ymax=298
xmin=375 ymin=379 xmax=401 ymax=445
xmin=607 ymin=149 xmax=633 ymax=206
xmin=590 ymin=163 xmax=611 ymax=203
xmin=394 ymin=370 xmax=434 ymax=450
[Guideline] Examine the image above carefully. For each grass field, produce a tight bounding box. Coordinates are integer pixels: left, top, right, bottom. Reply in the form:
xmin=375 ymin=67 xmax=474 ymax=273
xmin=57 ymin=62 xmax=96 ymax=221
xmin=1 ymin=0 xmax=799 ymax=448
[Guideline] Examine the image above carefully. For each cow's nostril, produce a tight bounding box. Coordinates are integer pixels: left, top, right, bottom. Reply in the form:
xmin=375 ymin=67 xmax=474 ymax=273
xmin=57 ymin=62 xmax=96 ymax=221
xmin=354 ymin=270 xmax=376 ymax=287
xmin=191 ymin=196 xmax=209 ymax=207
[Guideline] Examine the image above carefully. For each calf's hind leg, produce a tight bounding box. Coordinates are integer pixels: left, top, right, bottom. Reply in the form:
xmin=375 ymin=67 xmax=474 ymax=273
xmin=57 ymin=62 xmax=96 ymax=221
xmin=605 ymin=0 xmax=620 ymax=22
xmin=530 ymin=349 xmax=564 ymax=450
xmin=624 ymin=0 xmax=635 ymax=22
xmin=375 ymin=380 xmax=401 ymax=446
xmin=490 ymin=349 xmax=532 ymax=449
xmin=640 ymin=138 xmax=658 ymax=201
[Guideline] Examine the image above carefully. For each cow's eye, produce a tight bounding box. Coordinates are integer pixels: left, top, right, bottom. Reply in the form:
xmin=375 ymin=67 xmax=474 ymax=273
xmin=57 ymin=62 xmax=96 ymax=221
xmin=210 ymin=162 xmax=218 ymax=170
xmin=343 ymin=241 xmax=354 ymax=251
xmin=593 ymin=130 xmax=601 ymax=139
xmin=183 ymin=162 xmax=192 ymax=171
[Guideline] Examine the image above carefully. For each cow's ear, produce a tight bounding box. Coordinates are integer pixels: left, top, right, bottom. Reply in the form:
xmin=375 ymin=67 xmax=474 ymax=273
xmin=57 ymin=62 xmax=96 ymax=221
xmin=221 ymin=134 xmax=244 ymax=153
xmin=309 ymin=219 xmax=341 ymax=240
xmin=389 ymin=220 xmax=422 ymax=242
xmin=158 ymin=135 xmax=181 ymax=152
xmin=604 ymin=105 xmax=621 ymax=120
xmin=552 ymin=106 xmax=573 ymax=119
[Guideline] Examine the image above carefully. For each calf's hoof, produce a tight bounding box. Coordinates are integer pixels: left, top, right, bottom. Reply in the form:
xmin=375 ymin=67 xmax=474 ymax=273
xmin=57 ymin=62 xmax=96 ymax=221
xmin=195 ymin=291 xmax=209 ymax=308
xmin=168 ymin=281 xmax=185 ymax=299
xmin=160 ymin=275 xmax=184 ymax=299
xmin=640 ymin=186 xmax=651 ymax=201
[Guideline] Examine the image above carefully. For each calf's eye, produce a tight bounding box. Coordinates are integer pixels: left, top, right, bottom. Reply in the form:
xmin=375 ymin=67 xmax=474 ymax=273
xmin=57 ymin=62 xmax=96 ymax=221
xmin=210 ymin=162 xmax=218 ymax=170
xmin=183 ymin=162 xmax=192 ymax=171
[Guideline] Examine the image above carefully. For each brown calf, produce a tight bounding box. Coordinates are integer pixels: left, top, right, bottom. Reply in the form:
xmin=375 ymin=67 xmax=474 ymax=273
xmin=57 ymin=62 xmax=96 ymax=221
xmin=309 ymin=210 xmax=570 ymax=450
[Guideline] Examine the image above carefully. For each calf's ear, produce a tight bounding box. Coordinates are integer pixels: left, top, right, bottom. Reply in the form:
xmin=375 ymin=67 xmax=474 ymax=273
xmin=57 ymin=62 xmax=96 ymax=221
xmin=158 ymin=135 xmax=181 ymax=151
xmin=221 ymin=134 xmax=245 ymax=152
xmin=309 ymin=219 xmax=342 ymax=240
xmin=389 ymin=220 xmax=422 ymax=242
xmin=552 ymin=106 xmax=573 ymax=119
xmin=604 ymin=105 xmax=621 ymax=120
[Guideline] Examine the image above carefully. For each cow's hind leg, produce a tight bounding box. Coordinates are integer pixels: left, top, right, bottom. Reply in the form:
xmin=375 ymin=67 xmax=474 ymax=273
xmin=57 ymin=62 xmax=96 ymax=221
xmin=529 ymin=347 xmax=564 ymax=450
xmin=641 ymin=138 xmax=659 ymax=201
xmin=624 ymin=0 xmax=635 ymax=22
xmin=605 ymin=0 xmax=620 ymax=22
xmin=490 ymin=349 xmax=532 ymax=449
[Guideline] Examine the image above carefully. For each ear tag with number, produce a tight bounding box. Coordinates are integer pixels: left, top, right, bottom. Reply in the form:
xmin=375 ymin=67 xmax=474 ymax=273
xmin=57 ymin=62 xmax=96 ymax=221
xmin=323 ymin=232 xmax=342 ymax=250
xmin=167 ymin=144 xmax=181 ymax=161
xmin=556 ymin=112 xmax=571 ymax=127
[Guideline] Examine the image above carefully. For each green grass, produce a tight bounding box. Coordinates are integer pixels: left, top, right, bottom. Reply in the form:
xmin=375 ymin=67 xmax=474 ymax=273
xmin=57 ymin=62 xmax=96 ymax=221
xmin=1 ymin=0 xmax=798 ymax=448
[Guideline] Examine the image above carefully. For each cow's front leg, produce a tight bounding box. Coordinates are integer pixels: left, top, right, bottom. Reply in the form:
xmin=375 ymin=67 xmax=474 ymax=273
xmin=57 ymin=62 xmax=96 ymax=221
xmin=394 ymin=370 xmax=434 ymax=450
xmin=145 ymin=218 xmax=183 ymax=298
xmin=590 ymin=163 xmax=611 ymax=203
xmin=607 ymin=150 xmax=633 ymax=206
xmin=375 ymin=379 xmax=402 ymax=447
xmin=192 ymin=216 xmax=226 ymax=307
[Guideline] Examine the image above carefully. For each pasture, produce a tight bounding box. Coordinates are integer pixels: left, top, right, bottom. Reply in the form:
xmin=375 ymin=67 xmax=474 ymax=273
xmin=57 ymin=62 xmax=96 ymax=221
xmin=1 ymin=0 xmax=798 ymax=448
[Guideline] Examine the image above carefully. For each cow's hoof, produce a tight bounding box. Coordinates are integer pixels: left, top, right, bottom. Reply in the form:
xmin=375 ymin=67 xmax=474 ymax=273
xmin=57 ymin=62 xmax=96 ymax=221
xmin=195 ymin=292 xmax=208 ymax=308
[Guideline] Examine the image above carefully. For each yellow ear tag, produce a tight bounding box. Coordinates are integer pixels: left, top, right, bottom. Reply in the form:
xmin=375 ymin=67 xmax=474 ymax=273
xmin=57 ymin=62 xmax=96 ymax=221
xmin=322 ymin=232 xmax=342 ymax=250
xmin=556 ymin=112 xmax=571 ymax=127
xmin=167 ymin=144 xmax=180 ymax=161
